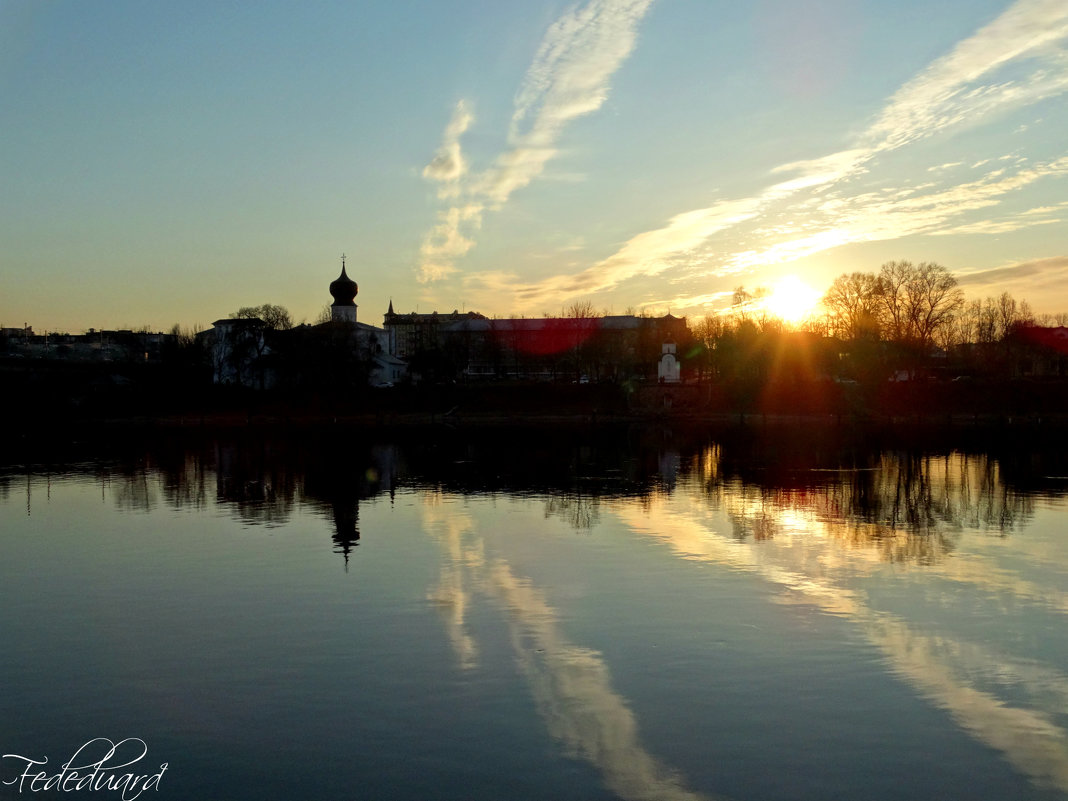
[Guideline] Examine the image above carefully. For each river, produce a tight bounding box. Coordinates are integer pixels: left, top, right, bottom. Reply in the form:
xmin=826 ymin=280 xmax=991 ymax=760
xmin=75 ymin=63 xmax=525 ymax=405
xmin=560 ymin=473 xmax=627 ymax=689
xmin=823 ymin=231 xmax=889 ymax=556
xmin=2 ymin=423 xmax=1066 ymax=800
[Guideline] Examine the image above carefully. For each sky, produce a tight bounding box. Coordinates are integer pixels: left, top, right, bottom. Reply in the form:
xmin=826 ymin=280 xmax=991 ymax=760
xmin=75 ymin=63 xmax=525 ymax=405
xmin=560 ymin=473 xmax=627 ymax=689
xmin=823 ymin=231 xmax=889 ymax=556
xmin=2 ymin=0 xmax=1067 ymax=333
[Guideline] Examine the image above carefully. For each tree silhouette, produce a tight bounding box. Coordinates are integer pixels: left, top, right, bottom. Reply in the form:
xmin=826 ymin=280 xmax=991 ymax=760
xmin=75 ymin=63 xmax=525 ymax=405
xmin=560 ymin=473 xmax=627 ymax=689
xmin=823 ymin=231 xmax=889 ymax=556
xmin=233 ymin=304 xmax=294 ymax=331
xmin=874 ymin=261 xmax=963 ymax=352
xmin=823 ymin=272 xmax=881 ymax=341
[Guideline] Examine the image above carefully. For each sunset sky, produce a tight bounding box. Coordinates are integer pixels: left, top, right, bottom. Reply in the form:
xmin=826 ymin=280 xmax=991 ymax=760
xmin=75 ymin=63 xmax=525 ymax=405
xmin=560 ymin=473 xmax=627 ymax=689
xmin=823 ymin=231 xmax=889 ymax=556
xmin=2 ymin=0 xmax=1066 ymax=333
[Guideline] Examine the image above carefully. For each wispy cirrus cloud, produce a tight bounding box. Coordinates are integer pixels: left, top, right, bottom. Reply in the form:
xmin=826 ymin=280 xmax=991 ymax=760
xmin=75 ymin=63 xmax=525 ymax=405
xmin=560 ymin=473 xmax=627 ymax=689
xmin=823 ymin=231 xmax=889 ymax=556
xmin=471 ymin=0 xmax=1068 ymax=312
xmin=928 ymin=161 xmax=965 ymax=172
xmin=422 ymin=101 xmax=474 ymax=191
xmin=956 ymin=255 xmax=1068 ymax=292
xmin=721 ymin=156 xmax=1068 ymax=271
xmin=417 ymin=0 xmax=656 ymax=283
xmin=635 ymin=289 xmax=736 ymax=316
xmin=491 ymin=198 xmax=763 ymax=309
xmin=418 ymin=202 xmax=484 ymax=283
xmin=483 ymin=0 xmax=655 ymax=204
xmin=931 ymin=199 xmax=1067 ymax=236
xmin=861 ymin=0 xmax=1068 ymax=154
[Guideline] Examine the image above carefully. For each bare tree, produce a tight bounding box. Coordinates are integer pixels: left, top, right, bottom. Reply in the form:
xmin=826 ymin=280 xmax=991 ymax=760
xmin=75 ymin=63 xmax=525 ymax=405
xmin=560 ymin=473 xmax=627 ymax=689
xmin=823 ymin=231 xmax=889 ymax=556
xmin=563 ymin=299 xmax=602 ymax=379
xmin=942 ymin=298 xmax=980 ymax=349
xmin=949 ymin=292 xmax=1034 ymax=347
xmin=874 ymin=261 xmax=963 ymax=351
xmin=1035 ymin=311 xmax=1068 ymax=327
xmin=730 ymin=285 xmax=771 ymax=328
xmin=692 ymin=314 xmax=727 ymax=380
xmin=730 ymin=286 xmax=753 ymax=323
xmin=995 ymin=292 xmax=1033 ymax=337
xmin=233 ymin=304 xmax=294 ymax=331
xmin=167 ymin=323 xmax=199 ymax=347
xmin=314 ymin=304 xmax=333 ymax=325
xmin=565 ymin=299 xmax=598 ymax=319
xmin=874 ymin=261 xmax=912 ymax=344
xmin=822 ymin=272 xmax=881 ymax=340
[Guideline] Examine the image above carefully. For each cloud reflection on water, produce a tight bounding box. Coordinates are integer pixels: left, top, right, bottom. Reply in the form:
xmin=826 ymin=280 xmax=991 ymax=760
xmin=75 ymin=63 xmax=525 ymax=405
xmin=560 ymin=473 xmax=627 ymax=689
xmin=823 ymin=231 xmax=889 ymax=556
xmin=612 ymin=445 xmax=1068 ymax=794
xmin=420 ymin=491 xmax=716 ymax=801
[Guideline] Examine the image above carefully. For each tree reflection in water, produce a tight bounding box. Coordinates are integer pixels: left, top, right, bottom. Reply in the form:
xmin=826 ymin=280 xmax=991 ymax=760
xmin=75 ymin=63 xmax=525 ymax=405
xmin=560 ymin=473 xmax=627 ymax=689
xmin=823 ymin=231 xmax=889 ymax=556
xmin=3 ymin=424 xmax=1065 ymax=567
xmin=687 ymin=436 xmax=1043 ymax=565
xmin=544 ymin=493 xmax=601 ymax=530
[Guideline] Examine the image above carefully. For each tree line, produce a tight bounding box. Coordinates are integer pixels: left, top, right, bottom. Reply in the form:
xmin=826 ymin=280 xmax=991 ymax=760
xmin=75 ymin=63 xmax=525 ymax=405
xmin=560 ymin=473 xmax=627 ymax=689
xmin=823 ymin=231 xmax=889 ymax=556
xmin=819 ymin=261 xmax=1055 ymax=350
xmin=686 ymin=260 xmax=1068 ymax=386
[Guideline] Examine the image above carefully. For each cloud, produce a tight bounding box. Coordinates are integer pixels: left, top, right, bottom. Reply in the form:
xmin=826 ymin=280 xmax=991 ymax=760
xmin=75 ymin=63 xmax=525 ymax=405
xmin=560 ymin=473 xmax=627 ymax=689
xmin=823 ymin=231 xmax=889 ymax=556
xmin=510 ymin=142 xmax=1064 ymax=309
xmin=422 ymin=0 xmax=1068 ymax=315
xmin=770 ymin=149 xmax=870 ymax=185
xmin=759 ymin=1 xmax=1068 ymax=188
xmin=930 ymin=199 xmax=1068 ymax=236
xmin=422 ymin=101 xmax=474 ymax=190
xmin=956 ymin=256 xmax=1068 ymax=288
xmin=472 ymin=0 xmax=1068 ymax=311
xmin=724 ymin=228 xmax=858 ymax=272
xmin=486 ymin=198 xmax=763 ymax=309
xmin=829 ymin=157 xmax=1064 ymax=237
xmin=417 ymin=0 xmax=656 ymax=282
xmin=417 ymin=203 xmax=484 ymax=283
xmin=928 ymin=161 xmax=964 ymax=172
xmin=485 ymin=0 xmax=656 ymax=204
xmin=862 ymin=0 xmax=1068 ymax=152
xmin=712 ymin=157 xmax=1067 ymax=275
xmin=932 ymin=216 xmax=1061 ymax=236
xmin=637 ymin=289 xmax=736 ymax=315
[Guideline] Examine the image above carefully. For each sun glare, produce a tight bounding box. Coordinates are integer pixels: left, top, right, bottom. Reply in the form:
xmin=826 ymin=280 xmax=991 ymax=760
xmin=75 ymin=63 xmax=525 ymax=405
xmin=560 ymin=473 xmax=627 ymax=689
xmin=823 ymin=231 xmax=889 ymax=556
xmin=763 ymin=275 xmax=822 ymax=324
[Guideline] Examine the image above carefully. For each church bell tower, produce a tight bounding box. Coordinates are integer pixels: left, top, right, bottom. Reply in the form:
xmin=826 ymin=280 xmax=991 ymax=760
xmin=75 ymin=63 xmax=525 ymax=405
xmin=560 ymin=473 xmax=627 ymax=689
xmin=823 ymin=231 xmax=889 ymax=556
xmin=329 ymin=255 xmax=358 ymax=323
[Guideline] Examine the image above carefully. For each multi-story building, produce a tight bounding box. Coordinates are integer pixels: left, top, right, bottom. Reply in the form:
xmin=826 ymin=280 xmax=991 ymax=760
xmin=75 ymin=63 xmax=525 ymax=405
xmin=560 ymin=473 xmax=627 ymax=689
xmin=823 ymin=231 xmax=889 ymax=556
xmin=383 ymin=306 xmax=690 ymax=382
xmin=382 ymin=304 xmax=488 ymax=361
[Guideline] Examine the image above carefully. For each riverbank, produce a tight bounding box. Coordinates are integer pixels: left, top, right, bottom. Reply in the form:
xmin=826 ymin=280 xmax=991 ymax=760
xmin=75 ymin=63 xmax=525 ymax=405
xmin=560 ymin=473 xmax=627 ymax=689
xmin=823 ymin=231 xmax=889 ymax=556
xmin=6 ymin=405 xmax=1068 ymax=472
xmin=3 ymin=357 xmax=1068 ymax=438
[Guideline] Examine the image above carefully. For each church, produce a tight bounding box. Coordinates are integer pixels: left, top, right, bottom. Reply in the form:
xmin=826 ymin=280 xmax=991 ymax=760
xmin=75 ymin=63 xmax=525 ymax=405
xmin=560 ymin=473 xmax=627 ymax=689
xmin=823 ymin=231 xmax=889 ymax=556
xmin=324 ymin=257 xmax=407 ymax=385
xmin=205 ymin=259 xmax=405 ymax=388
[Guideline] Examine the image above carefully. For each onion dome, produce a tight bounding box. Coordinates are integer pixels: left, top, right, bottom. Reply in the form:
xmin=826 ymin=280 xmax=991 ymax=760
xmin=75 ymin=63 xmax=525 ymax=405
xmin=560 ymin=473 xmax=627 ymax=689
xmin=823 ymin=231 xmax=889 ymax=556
xmin=330 ymin=265 xmax=358 ymax=307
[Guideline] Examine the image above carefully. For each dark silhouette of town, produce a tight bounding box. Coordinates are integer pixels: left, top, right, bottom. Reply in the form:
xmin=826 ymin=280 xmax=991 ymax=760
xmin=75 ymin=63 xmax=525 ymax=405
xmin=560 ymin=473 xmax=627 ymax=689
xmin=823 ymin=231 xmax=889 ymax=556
xmin=3 ymin=259 xmax=1067 ymax=427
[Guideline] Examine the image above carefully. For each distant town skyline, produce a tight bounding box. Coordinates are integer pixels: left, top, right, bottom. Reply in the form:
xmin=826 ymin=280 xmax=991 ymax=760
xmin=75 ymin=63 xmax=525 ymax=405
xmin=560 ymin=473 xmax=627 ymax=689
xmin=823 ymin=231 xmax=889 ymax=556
xmin=2 ymin=0 xmax=1066 ymax=333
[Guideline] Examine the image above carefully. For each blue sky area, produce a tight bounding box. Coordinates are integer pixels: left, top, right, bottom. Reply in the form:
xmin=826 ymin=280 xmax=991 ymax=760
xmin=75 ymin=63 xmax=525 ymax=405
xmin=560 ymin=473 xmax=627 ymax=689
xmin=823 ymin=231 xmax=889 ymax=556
xmin=2 ymin=0 xmax=1066 ymax=332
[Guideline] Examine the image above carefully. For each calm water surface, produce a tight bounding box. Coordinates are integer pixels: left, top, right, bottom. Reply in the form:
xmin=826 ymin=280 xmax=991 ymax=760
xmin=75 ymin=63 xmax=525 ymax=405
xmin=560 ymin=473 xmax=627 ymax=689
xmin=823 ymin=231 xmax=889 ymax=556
xmin=2 ymin=426 xmax=1067 ymax=801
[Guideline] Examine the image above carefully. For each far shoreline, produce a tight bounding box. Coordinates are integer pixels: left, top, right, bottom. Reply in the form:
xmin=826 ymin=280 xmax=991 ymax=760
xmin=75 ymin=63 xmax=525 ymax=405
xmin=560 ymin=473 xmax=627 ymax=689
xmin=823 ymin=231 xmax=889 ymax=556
xmin=6 ymin=404 xmax=1068 ymax=454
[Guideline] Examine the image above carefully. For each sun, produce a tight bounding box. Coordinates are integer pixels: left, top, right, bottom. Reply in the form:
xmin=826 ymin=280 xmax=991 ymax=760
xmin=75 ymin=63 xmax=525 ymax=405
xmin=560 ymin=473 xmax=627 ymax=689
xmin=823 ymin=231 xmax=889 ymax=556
xmin=763 ymin=275 xmax=822 ymax=324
